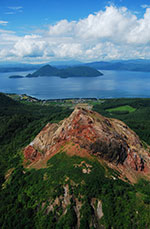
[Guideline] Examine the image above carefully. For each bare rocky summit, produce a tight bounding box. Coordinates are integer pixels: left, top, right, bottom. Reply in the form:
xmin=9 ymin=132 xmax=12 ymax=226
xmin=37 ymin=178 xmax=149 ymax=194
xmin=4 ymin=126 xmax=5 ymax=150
xmin=24 ymin=105 xmax=150 ymax=183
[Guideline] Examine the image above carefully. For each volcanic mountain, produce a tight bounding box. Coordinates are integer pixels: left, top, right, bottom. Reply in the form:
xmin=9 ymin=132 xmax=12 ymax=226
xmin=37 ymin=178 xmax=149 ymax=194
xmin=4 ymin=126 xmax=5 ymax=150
xmin=24 ymin=105 xmax=150 ymax=183
xmin=26 ymin=64 xmax=103 ymax=78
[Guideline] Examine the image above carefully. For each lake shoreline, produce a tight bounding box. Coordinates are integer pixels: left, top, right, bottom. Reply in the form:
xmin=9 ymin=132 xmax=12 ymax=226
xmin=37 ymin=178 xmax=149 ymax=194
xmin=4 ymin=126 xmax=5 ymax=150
xmin=5 ymin=92 xmax=150 ymax=103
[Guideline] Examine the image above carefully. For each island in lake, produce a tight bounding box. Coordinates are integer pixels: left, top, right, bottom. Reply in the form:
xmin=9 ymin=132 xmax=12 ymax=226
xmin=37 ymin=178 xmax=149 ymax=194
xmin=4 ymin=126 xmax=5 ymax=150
xmin=9 ymin=75 xmax=24 ymax=79
xmin=26 ymin=64 xmax=103 ymax=78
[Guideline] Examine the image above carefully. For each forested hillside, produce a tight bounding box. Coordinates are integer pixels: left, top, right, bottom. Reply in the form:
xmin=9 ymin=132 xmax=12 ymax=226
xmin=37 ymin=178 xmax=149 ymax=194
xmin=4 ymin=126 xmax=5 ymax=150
xmin=0 ymin=93 xmax=71 ymax=187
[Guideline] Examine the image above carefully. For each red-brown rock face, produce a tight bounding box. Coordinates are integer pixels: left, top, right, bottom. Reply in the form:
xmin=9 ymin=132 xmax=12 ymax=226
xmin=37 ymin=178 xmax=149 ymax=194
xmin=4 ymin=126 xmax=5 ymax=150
xmin=23 ymin=105 xmax=150 ymax=182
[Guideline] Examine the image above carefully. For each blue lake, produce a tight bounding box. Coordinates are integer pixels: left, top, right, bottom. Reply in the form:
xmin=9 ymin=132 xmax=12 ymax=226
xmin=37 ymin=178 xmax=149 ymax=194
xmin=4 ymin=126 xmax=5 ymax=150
xmin=0 ymin=70 xmax=150 ymax=99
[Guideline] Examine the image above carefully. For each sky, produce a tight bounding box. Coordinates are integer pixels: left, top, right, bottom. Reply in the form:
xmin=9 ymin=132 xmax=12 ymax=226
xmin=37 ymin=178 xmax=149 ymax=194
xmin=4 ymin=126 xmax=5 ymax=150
xmin=0 ymin=0 xmax=150 ymax=63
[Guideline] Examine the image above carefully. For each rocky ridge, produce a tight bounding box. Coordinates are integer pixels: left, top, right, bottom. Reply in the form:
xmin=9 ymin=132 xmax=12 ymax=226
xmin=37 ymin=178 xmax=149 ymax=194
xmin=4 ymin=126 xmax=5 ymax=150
xmin=24 ymin=105 xmax=150 ymax=183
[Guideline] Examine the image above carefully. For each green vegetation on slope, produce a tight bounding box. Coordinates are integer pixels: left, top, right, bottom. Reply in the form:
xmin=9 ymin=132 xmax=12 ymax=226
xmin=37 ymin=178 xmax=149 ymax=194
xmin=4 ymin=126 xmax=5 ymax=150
xmin=0 ymin=93 xmax=72 ymax=187
xmin=58 ymin=66 xmax=103 ymax=77
xmin=26 ymin=64 xmax=103 ymax=78
xmin=1 ymin=152 xmax=150 ymax=228
xmin=27 ymin=64 xmax=58 ymax=77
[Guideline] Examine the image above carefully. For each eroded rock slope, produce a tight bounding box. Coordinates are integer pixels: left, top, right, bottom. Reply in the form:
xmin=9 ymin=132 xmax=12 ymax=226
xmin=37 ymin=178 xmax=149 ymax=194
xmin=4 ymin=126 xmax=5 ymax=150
xmin=24 ymin=105 xmax=150 ymax=182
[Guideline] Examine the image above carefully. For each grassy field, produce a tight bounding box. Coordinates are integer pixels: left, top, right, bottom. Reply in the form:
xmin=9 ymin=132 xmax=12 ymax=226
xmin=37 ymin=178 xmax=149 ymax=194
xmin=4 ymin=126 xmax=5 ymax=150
xmin=106 ymin=105 xmax=136 ymax=113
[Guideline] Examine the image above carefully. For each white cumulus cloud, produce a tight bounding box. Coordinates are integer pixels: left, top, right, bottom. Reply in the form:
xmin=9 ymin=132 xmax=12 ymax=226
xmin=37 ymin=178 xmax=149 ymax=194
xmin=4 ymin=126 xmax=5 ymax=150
xmin=11 ymin=35 xmax=46 ymax=57
xmin=141 ymin=4 xmax=150 ymax=9
xmin=1 ymin=5 xmax=150 ymax=62
xmin=8 ymin=6 xmax=23 ymax=10
xmin=49 ymin=19 xmax=76 ymax=36
xmin=0 ymin=21 xmax=8 ymax=26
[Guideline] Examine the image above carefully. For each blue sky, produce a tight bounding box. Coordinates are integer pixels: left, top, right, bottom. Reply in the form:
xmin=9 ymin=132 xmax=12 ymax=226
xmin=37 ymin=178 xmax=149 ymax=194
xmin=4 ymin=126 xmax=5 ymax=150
xmin=0 ymin=0 xmax=150 ymax=63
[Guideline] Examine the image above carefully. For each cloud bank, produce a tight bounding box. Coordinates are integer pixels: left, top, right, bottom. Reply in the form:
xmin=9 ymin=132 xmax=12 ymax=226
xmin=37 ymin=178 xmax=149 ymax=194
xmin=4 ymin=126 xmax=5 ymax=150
xmin=0 ymin=21 xmax=8 ymax=26
xmin=8 ymin=6 xmax=23 ymax=10
xmin=1 ymin=5 xmax=150 ymax=63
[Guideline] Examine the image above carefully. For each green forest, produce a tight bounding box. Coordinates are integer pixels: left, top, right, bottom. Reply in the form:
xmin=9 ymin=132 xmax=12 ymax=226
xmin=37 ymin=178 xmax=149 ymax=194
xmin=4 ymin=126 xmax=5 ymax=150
xmin=25 ymin=65 xmax=102 ymax=78
xmin=1 ymin=93 xmax=150 ymax=228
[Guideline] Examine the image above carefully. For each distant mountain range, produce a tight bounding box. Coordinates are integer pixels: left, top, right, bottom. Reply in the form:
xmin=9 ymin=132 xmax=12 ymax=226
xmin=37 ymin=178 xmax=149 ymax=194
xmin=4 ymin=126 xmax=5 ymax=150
xmin=0 ymin=63 xmax=41 ymax=73
xmin=2 ymin=59 xmax=150 ymax=73
xmin=85 ymin=59 xmax=150 ymax=72
xmin=0 ymin=60 xmax=82 ymax=72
